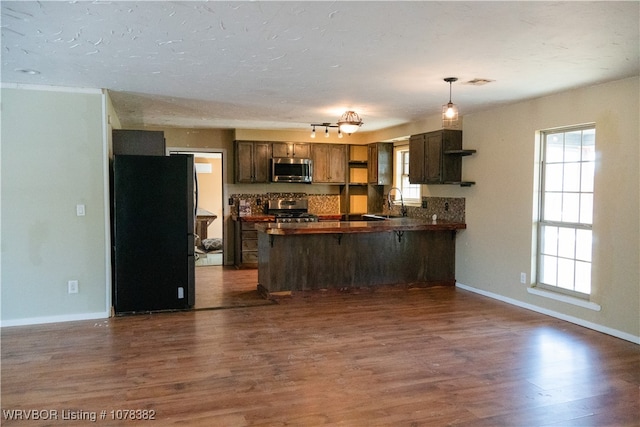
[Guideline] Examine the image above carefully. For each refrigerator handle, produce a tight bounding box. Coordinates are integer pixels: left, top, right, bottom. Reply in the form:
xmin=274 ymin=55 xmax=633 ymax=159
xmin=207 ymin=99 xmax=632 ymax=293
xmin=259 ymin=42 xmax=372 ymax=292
xmin=193 ymin=164 xmax=199 ymax=220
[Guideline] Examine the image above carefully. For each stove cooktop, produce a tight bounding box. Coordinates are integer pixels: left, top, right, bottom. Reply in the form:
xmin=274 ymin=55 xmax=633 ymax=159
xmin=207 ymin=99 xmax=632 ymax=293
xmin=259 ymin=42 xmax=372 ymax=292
xmin=274 ymin=212 xmax=318 ymax=223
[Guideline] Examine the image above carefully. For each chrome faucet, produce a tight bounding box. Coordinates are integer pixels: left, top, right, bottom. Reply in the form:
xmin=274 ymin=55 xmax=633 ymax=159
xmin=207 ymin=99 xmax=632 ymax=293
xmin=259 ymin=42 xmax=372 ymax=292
xmin=387 ymin=187 xmax=407 ymax=217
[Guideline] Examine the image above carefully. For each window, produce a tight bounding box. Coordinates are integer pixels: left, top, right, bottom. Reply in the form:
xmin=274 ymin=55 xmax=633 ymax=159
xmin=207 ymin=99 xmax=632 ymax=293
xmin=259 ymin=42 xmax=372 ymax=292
xmin=537 ymin=126 xmax=595 ymax=297
xmin=394 ymin=145 xmax=421 ymax=203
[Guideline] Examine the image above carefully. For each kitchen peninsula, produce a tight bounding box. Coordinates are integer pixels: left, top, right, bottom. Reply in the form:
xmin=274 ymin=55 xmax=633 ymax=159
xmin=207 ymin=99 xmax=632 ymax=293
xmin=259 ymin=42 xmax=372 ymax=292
xmin=256 ymin=218 xmax=466 ymax=295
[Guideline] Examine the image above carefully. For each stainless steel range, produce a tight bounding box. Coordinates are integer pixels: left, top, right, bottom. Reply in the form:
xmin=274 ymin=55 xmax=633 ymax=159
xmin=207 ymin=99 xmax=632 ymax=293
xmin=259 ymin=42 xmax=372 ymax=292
xmin=267 ymin=198 xmax=318 ymax=223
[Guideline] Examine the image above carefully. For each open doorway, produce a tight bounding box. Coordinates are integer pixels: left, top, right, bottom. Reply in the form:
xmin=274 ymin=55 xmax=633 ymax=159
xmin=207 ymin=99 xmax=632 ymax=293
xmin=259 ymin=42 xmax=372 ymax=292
xmin=192 ymin=153 xmax=224 ymax=266
xmin=169 ymin=149 xmax=224 ymax=266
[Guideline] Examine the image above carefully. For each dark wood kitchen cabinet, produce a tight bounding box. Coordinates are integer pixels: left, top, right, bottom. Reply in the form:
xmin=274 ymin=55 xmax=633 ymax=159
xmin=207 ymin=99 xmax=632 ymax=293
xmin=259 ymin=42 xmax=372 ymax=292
xmin=409 ymin=130 xmax=475 ymax=185
xmin=234 ymin=220 xmax=260 ymax=268
xmin=256 ymin=219 xmax=466 ymax=293
xmin=368 ymin=142 xmax=393 ymax=185
xmin=311 ymin=143 xmax=347 ymax=183
xmin=235 ymin=141 xmax=271 ymax=183
xmin=113 ymin=129 xmax=166 ymax=156
xmin=272 ymin=142 xmax=310 ymax=158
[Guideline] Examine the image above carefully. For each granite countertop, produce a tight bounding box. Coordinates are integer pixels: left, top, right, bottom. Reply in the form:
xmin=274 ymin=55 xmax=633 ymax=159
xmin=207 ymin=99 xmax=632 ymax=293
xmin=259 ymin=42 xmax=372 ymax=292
xmin=255 ymin=218 xmax=466 ymax=235
xmin=233 ymin=215 xmax=275 ymax=222
xmin=233 ymin=214 xmax=343 ymax=222
xmin=315 ymin=214 xmax=343 ymax=221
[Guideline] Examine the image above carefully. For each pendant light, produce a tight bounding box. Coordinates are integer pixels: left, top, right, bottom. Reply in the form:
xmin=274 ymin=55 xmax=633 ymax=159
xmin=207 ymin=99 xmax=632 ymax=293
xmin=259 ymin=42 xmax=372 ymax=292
xmin=442 ymin=77 xmax=459 ymax=128
xmin=337 ymin=111 xmax=363 ymax=135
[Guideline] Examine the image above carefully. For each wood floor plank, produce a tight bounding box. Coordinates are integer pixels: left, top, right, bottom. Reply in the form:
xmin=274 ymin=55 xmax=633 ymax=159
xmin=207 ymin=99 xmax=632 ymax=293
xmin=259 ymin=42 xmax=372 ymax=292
xmin=2 ymin=267 xmax=638 ymax=426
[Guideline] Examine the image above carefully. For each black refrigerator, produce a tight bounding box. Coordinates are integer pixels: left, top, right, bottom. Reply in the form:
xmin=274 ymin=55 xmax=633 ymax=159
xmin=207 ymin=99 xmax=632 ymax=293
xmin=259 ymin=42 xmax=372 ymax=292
xmin=112 ymin=154 xmax=195 ymax=314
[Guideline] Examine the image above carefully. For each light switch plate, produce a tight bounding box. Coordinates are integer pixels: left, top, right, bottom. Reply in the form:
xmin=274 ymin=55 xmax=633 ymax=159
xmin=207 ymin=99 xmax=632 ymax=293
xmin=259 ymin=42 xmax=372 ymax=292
xmin=76 ymin=204 xmax=86 ymax=216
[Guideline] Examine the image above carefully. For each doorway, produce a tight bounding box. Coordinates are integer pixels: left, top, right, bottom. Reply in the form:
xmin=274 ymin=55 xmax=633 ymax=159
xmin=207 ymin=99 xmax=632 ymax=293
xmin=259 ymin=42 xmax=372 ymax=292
xmin=193 ymin=152 xmax=224 ymax=266
xmin=169 ymin=150 xmax=224 ymax=266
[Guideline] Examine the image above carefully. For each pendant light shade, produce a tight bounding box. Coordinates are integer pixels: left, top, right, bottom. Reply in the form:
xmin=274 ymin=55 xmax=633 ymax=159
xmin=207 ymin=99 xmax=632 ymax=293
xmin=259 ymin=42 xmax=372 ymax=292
xmin=337 ymin=111 xmax=363 ymax=135
xmin=442 ymin=77 xmax=459 ymax=128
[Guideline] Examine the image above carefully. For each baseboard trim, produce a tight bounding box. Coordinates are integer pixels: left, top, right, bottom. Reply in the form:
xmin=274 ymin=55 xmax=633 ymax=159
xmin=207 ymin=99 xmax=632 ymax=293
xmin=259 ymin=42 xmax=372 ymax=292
xmin=0 ymin=311 xmax=109 ymax=328
xmin=456 ymin=282 xmax=640 ymax=345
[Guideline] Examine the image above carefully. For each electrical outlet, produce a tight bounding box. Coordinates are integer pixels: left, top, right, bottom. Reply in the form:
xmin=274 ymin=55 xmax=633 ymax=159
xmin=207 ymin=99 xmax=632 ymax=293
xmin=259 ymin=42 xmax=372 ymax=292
xmin=68 ymin=280 xmax=78 ymax=294
xmin=520 ymin=272 xmax=526 ymax=284
xmin=76 ymin=204 xmax=85 ymax=216
xmin=421 ymin=200 xmax=428 ymax=209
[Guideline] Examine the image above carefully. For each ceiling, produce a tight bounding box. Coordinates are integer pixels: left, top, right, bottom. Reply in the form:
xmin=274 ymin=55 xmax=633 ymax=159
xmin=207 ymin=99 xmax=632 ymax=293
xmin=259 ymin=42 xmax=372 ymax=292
xmin=2 ymin=1 xmax=638 ymax=132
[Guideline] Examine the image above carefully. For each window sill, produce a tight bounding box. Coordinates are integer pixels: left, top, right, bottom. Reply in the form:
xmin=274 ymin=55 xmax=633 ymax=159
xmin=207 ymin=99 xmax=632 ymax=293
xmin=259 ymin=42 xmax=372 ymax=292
xmin=527 ymin=287 xmax=601 ymax=311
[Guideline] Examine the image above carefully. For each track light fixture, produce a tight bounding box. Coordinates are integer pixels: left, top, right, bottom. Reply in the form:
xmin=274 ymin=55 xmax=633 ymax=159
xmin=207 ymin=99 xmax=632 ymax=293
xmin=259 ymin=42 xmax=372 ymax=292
xmin=310 ymin=111 xmax=363 ymax=138
xmin=310 ymin=123 xmax=336 ymax=139
xmin=442 ymin=77 xmax=459 ymax=128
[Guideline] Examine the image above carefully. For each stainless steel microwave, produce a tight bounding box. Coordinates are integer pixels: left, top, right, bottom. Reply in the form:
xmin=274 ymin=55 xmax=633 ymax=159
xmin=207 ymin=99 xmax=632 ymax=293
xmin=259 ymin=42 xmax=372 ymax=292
xmin=271 ymin=157 xmax=313 ymax=183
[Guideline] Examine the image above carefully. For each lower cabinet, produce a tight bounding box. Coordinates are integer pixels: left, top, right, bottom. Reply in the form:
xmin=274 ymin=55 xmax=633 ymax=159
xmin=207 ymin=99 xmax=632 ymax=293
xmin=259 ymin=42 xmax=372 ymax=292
xmin=258 ymin=228 xmax=459 ymax=293
xmin=234 ymin=221 xmax=259 ymax=268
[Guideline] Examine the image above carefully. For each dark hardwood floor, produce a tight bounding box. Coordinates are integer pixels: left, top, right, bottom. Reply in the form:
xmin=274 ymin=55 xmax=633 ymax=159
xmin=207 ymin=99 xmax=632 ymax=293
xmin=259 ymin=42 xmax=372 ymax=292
xmin=194 ymin=265 xmax=274 ymax=310
xmin=2 ymin=268 xmax=638 ymax=426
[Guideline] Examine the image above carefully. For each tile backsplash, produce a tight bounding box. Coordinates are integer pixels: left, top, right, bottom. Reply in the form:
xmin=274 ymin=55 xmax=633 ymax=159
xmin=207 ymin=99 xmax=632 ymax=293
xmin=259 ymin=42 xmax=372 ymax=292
xmin=230 ymin=193 xmax=465 ymax=223
xmin=308 ymin=195 xmax=340 ymax=214
xmin=383 ymin=196 xmax=465 ymax=223
xmin=230 ymin=193 xmax=340 ymax=216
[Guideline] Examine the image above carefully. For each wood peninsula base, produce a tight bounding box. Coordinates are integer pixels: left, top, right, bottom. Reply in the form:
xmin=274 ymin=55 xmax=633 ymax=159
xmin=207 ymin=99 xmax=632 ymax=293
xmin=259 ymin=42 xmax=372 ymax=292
xmin=256 ymin=220 xmax=465 ymax=295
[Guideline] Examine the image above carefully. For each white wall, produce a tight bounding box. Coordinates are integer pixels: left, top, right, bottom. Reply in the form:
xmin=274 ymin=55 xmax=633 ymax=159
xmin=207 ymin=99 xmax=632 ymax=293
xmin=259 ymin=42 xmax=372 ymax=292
xmin=1 ymin=86 xmax=109 ymax=325
xmin=447 ymin=77 xmax=639 ymax=341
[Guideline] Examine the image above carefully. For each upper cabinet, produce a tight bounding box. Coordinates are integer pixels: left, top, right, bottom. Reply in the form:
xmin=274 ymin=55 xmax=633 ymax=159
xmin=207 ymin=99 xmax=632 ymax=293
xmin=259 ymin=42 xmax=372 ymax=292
xmin=368 ymin=142 xmax=393 ymax=185
xmin=233 ymin=140 xmax=394 ymax=187
xmin=235 ymin=141 xmax=271 ymax=183
xmin=272 ymin=142 xmax=310 ymax=159
xmin=311 ymin=144 xmax=347 ymax=184
xmin=409 ymin=130 xmax=475 ymax=186
xmin=113 ymin=129 xmax=166 ymax=156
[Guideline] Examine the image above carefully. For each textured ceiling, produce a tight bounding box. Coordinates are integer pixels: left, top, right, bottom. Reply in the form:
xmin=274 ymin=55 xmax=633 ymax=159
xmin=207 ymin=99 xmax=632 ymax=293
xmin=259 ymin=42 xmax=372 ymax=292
xmin=2 ymin=1 xmax=638 ymax=132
